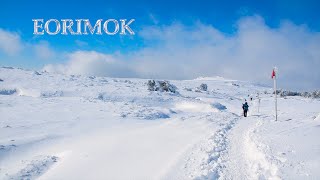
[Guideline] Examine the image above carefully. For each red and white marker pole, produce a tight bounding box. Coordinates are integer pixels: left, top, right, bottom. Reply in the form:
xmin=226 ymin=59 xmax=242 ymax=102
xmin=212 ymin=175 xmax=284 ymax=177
xmin=271 ymin=67 xmax=277 ymax=121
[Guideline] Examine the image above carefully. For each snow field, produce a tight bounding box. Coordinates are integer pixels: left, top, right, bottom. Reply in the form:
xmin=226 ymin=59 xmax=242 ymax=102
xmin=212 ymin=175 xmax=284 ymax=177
xmin=0 ymin=67 xmax=319 ymax=179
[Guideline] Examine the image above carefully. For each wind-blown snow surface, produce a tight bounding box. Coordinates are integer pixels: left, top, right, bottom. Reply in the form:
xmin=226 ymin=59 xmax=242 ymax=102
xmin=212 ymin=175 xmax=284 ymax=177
xmin=0 ymin=67 xmax=319 ymax=180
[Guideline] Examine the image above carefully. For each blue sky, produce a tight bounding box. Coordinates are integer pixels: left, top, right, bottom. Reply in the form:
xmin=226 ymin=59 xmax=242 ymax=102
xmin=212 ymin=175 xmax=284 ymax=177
xmin=1 ymin=0 xmax=319 ymax=52
xmin=0 ymin=0 xmax=319 ymax=90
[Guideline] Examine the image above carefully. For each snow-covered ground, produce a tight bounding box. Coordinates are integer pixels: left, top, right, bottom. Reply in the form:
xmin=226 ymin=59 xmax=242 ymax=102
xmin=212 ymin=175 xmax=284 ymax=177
xmin=0 ymin=67 xmax=319 ymax=179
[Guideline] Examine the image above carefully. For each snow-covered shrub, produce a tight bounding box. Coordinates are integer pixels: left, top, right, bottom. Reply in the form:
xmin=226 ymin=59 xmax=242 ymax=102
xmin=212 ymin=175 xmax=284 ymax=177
xmin=301 ymin=92 xmax=311 ymax=98
xmin=0 ymin=78 xmax=3 ymax=82
xmin=192 ymin=83 xmax=208 ymax=92
xmin=147 ymin=80 xmax=156 ymax=91
xmin=159 ymin=81 xmax=177 ymax=93
xmin=211 ymin=102 xmax=227 ymax=110
xmin=13 ymin=155 xmax=58 ymax=180
xmin=287 ymin=91 xmax=300 ymax=96
xmin=100 ymin=79 xmax=108 ymax=83
xmin=300 ymin=91 xmax=320 ymax=98
xmin=0 ymin=88 xmax=17 ymax=95
xmin=198 ymin=83 xmax=208 ymax=91
xmin=33 ymin=71 xmax=41 ymax=75
xmin=41 ymin=91 xmax=64 ymax=98
xmin=69 ymin=75 xmax=78 ymax=81
xmin=124 ymin=80 xmax=133 ymax=84
xmin=232 ymin=83 xmax=240 ymax=87
xmin=97 ymin=92 xmax=108 ymax=101
xmin=275 ymin=90 xmax=281 ymax=95
xmin=278 ymin=90 xmax=300 ymax=97
xmin=2 ymin=66 xmax=14 ymax=69
xmin=147 ymin=80 xmax=177 ymax=93
xmin=311 ymin=90 xmax=320 ymax=98
xmin=184 ymin=87 xmax=192 ymax=91
xmin=137 ymin=110 xmax=170 ymax=120
xmin=277 ymin=89 xmax=320 ymax=99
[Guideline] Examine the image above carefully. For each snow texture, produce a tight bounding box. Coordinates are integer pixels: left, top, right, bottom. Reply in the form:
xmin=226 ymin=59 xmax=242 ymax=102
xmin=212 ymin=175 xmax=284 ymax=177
xmin=0 ymin=67 xmax=319 ymax=179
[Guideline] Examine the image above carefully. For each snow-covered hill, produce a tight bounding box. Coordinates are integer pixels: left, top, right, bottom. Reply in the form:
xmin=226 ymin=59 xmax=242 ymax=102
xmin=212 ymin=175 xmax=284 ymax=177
xmin=0 ymin=67 xmax=319 ymax=179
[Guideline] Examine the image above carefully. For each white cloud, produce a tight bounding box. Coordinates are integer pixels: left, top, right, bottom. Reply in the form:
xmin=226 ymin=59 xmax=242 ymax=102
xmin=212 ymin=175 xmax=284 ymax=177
xmin=131 ymin=16 xmax=320 ymax=90
xmin=0 ymin=29 xmax=57 ymax=63
xmin=33 ymin=41 xmax=56 ymax=60
xmin=0 ymin=28 xmax=23 ymax=55
xmin=43 ymin=51 xmax=136 ymax=77
xmin=41 ymin=15 xmax=320 ymax=90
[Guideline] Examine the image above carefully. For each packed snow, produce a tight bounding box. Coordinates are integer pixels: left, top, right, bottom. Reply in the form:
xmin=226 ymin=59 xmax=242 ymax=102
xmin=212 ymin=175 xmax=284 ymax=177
xmin=0 ymin=67 xmax=319 ymax=179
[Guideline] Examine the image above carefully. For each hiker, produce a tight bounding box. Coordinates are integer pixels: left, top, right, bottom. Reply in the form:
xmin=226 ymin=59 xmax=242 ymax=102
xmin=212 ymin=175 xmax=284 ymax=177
xmin=242 ymin=100 xmax=249 ymax=117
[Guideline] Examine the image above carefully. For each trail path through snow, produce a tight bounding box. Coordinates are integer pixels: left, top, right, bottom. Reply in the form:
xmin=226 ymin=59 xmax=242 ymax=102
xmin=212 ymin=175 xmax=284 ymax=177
xmin=222 ymin=115 xmax=280 ymax=179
